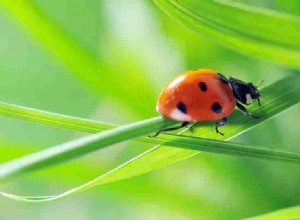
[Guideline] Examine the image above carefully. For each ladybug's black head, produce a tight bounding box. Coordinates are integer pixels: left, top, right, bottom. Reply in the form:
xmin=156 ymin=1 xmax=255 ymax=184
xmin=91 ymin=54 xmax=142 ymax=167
xmin=228 ymin=77 xmax=261 ymax=106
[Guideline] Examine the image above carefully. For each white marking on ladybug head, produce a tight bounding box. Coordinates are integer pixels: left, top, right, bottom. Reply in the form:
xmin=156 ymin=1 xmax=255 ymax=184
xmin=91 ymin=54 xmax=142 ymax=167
xmin=167 ymin=75 xmax=186 ymax=90
xmin=246 ymin=93 xmax=252 ymax=104
xmin=170 ymin=109 xmax=191 ymax=122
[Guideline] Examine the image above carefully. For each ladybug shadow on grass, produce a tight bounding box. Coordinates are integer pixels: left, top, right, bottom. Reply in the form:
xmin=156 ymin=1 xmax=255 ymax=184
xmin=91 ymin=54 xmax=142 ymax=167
xmin=150 ymin=69 xmax=263 ymax=137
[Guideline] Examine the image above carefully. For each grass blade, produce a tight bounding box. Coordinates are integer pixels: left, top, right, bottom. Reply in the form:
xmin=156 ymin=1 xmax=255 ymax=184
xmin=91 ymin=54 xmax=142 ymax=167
xmin=246 ymin=206 xmax=300 ymax=220
xmin=154 ymin=0 xmax=300 ymax=70
xmin=148 ymin=134 xmax=300 ymax=163
xmin=2 ymin=135 xmax=300 ymax=202
xmin=0 ymin=74 xmax=299 ymax=202
xmin=2 ymin=118 xmax=300 ymax=180
xmin=0 ymin=117 xmax=176 ymax=179
xmin=0 ymin=101 xmax=115 ymax=133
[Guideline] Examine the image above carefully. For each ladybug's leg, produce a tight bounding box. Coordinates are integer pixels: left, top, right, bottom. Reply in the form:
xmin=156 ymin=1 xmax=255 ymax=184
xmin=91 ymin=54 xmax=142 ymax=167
xmin=188 ymin=122 xmax=201 ymax=133
xmin=215 ymin=117 xmax=228 ymax=136
xmin=236 ymin=102 xmax=262 ymax=119
xmin=149 ymin=122 xmax=190 ymax=138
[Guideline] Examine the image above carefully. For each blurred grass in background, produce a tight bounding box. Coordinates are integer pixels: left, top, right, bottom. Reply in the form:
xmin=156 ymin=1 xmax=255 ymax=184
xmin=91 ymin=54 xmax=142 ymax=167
xmin=0 ymin=0 xmax=299 ymax=219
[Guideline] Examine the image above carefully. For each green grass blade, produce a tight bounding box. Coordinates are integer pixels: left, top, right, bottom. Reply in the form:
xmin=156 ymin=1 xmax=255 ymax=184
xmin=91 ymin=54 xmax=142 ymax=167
xmin=154 ymin=0 xmax=300 ymax=70
xmin=0 ymin=101 xmax=115 ymax=133
xmin=0 ymin=74 xmax=299 ymax=202
xmin=2 ymin=121 xmax=300 ymax=180
xmin=148 ymin=134 xmax=300 ymax=163
xmin=0 ymin=117 xmax=176 ymax=179
xmin=2 ymin=137 xmax=300 ymax=202
xmin=0 ymin=0 xmax=156 ymax=116
xmin=245 ymin=206 xmax=300 ymax=220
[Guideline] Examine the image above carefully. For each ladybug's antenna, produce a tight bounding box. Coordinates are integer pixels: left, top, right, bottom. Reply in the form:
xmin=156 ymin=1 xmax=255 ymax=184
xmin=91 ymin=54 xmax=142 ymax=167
xmin=256 ymin=79 xmax=264 ymax=88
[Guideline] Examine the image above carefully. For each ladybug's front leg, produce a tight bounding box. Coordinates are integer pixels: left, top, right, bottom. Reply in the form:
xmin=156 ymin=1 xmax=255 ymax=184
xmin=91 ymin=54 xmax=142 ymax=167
xmin=236 ymin=102 xmax=262 ymax=119
xmin=215 ymin=117 xmax=228 ymax=136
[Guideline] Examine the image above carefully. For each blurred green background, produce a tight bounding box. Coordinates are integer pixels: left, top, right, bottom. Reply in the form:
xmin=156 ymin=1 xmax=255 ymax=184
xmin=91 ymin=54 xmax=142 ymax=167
xmin=0 ymin=0 xmax=299 ymax=219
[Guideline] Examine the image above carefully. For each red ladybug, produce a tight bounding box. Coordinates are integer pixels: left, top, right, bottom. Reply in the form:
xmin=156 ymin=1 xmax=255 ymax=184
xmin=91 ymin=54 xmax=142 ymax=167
xmin=151 ymin=69 xmax=262 ymax=137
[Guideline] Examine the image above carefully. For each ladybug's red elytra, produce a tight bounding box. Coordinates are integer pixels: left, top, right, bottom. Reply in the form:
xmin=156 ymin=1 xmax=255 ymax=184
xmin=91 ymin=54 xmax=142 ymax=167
xmin=151 ymin=69 xmax=262 ymax=137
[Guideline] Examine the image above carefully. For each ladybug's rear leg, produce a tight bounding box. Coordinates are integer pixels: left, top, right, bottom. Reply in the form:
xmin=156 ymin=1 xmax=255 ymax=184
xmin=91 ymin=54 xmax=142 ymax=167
xmin=215 ymin=117 xmax=228 ymax=136
xmin=149 ymin=122 xmax=190 ymax=138
xmin=236 ymin=102 xmax=262 ymax=119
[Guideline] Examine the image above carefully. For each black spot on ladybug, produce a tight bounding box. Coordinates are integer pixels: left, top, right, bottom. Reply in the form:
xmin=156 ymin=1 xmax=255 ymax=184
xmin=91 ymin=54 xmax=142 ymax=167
xmin=211 ymin=102 xmax=222 ymax=114
xmin=198 ymin=82 xmax=207 ymax=92
xmin=177 ymin=102 xmax=187 ymax=114
xmin=218 ymin=73 xmax=229 ymax=84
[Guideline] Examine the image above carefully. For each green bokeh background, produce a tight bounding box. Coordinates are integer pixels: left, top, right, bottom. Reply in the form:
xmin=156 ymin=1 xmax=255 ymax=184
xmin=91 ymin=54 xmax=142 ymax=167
xmin=0 ymin=0 xmax=299 ymax=219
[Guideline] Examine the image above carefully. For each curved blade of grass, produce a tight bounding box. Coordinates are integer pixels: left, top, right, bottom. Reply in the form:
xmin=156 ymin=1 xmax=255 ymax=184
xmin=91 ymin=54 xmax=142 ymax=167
xmin=246 ymin=206 xmax=300 ymax=220
xmin=0 ymin=0 xmax=156 ymax=116
xmin=0 ymin=74 xmax=299 ymax=202
xmin=2 ymin=136 xmax=300 ymax=202
xmin=154 ymin=0 xmax=300 ymax=70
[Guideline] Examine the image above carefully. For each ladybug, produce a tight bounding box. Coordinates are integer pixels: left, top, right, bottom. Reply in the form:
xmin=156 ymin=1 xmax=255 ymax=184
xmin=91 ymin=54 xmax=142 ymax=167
xmin=151 ymin=69 xmax=262 ymax=137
